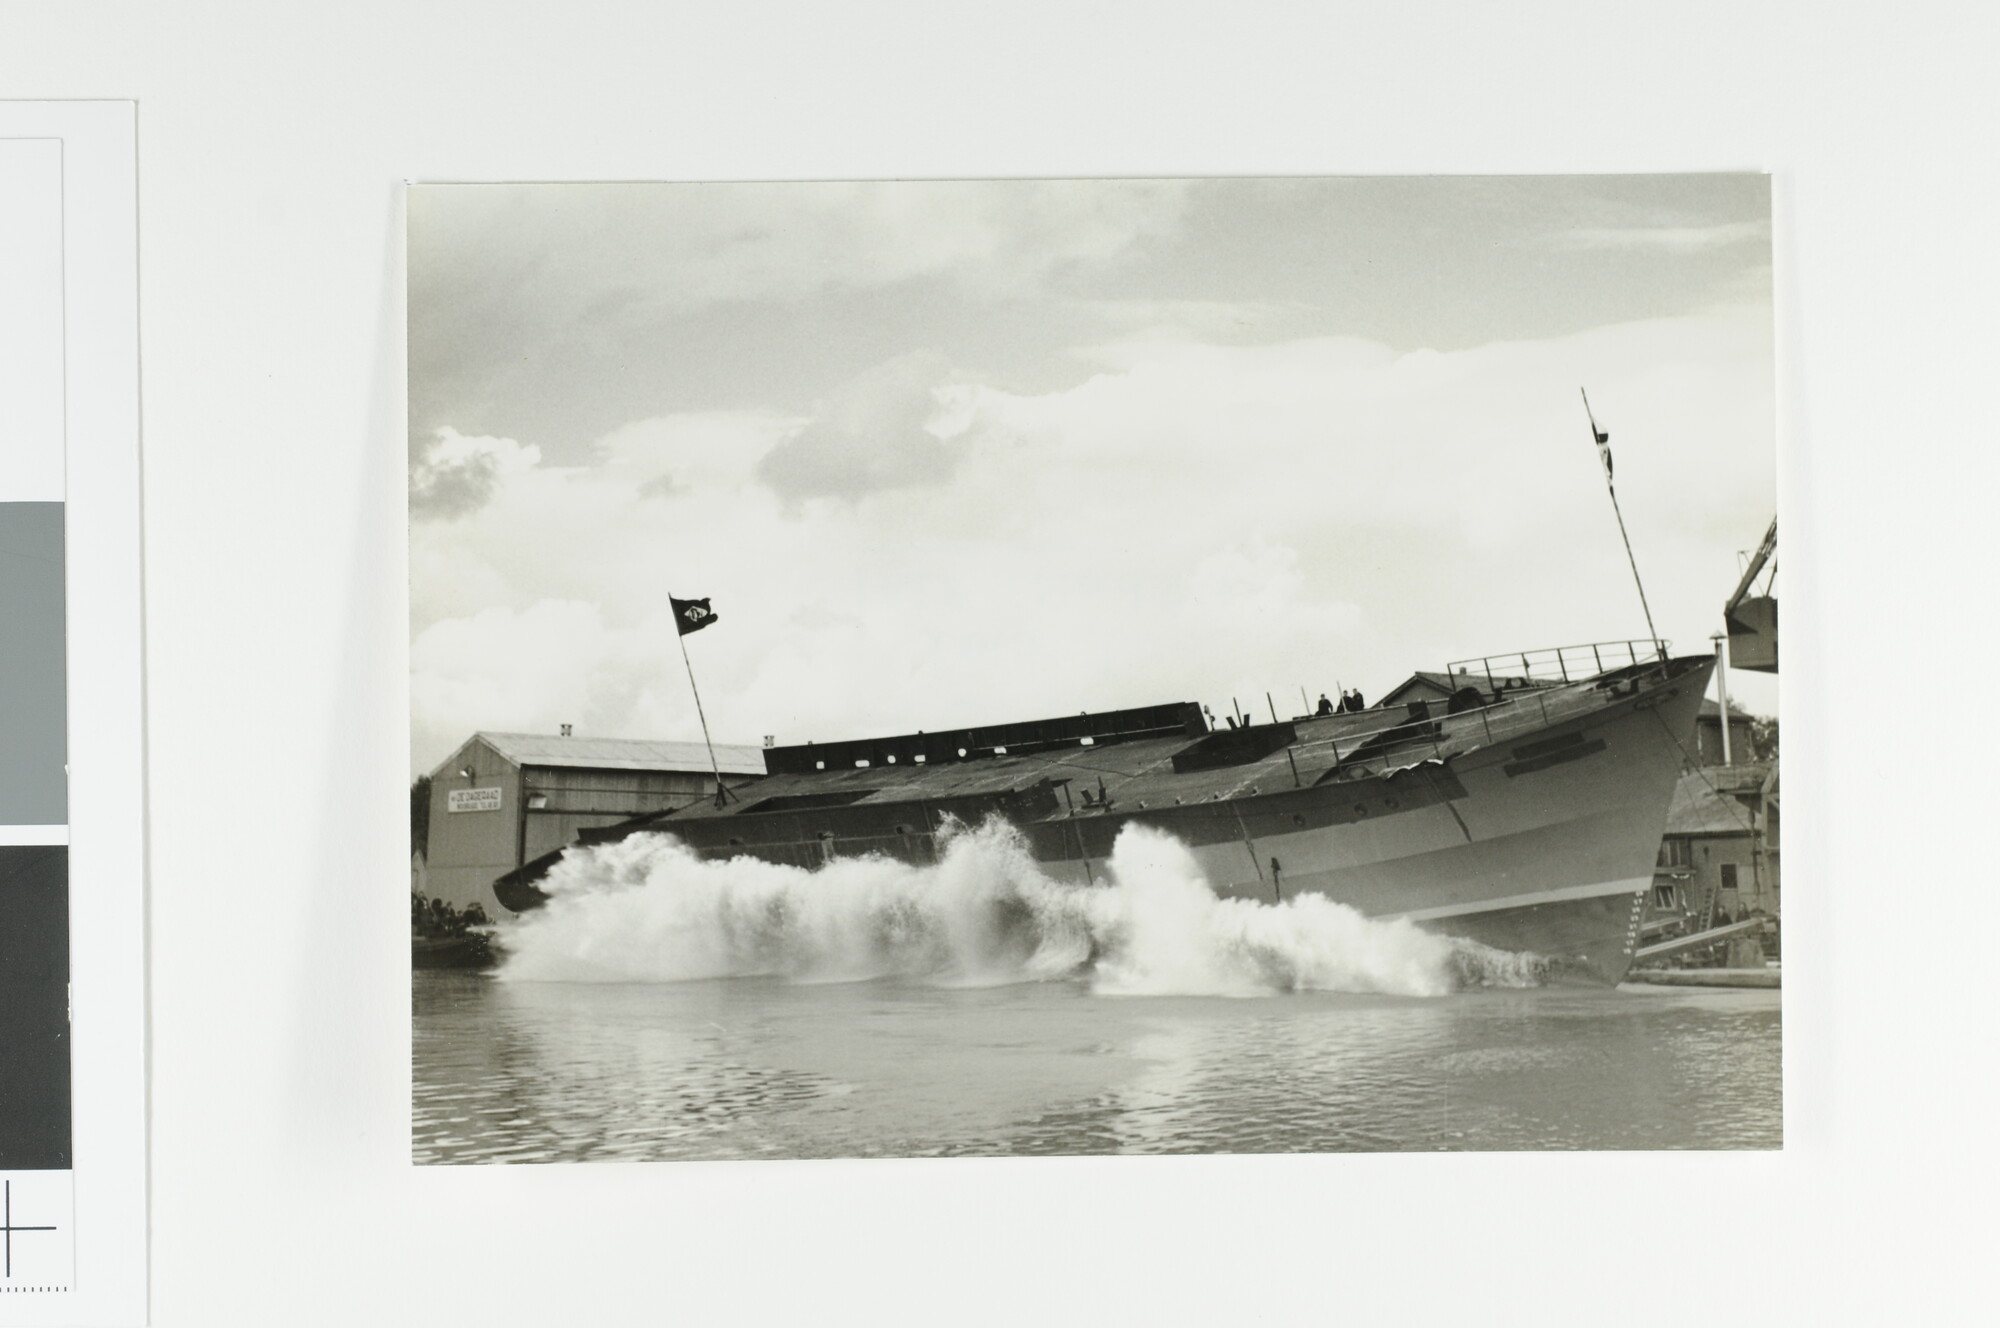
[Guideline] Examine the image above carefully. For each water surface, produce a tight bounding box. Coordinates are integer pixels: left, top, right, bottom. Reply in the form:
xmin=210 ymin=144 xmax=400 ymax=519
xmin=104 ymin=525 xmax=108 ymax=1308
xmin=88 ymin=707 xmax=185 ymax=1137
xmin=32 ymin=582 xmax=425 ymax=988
xmin=413 ymin=973 xmax=1781 ymax=1162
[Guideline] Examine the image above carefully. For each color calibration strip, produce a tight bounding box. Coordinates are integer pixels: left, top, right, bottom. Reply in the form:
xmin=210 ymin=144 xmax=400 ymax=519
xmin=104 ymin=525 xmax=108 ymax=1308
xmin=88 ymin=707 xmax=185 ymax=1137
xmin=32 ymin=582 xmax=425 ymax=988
xmin=0 ymin=130 xmax=76 ymax=1296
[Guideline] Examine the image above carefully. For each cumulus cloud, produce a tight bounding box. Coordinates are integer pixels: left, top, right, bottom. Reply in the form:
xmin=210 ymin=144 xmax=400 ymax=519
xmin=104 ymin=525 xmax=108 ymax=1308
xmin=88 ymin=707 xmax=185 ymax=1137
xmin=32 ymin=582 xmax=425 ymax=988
xmin=409 ymin=428 xmax=541 ymax=519
xmin=412 ymin=600 xmax=609 ymax=753
xmin=1084 ymin=297 xmax=1297 ymax=344
xmin=410 ymin=179 xmax=1193 ymax=330
xmin=411 ymin=310 xmax=1774 ymax=772
xmin=755 ymin=350 xmax=974 ymax=503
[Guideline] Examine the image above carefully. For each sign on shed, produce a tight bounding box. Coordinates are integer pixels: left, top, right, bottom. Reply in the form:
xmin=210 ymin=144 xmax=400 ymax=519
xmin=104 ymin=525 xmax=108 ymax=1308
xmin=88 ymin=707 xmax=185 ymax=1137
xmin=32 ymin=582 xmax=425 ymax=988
xmin=448 ymin=787 xmax=503 ymax=813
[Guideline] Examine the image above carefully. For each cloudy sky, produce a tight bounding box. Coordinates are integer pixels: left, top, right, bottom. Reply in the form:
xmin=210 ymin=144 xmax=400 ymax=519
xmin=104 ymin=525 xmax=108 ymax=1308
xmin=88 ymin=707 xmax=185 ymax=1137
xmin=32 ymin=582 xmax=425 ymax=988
xmin=409 ymin=176 xmax=1775 ymax=774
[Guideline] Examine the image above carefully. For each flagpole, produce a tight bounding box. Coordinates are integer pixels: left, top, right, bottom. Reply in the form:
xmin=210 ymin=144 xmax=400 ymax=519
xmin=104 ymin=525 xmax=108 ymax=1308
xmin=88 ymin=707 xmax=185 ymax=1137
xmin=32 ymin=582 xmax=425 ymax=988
xmin=1581 ymin=388 xmax=1663 ymax=662
xmin=673 ymin=607 xmax=731 ymax=807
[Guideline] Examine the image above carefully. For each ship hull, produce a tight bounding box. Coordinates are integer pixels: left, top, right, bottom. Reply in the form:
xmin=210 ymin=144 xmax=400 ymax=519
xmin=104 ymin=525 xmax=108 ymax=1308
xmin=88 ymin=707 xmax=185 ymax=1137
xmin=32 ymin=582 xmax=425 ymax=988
xmin=1017 ymin=669 xmax=1701 ymax=984
xmin=502 ymin=653 xmax=1713 ymax=987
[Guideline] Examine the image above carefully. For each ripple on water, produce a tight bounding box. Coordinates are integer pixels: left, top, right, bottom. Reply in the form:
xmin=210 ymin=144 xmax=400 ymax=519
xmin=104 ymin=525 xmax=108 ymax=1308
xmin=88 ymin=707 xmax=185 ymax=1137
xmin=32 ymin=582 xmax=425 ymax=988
xmin=413 ymin=974 xmax=1781 ymax=1161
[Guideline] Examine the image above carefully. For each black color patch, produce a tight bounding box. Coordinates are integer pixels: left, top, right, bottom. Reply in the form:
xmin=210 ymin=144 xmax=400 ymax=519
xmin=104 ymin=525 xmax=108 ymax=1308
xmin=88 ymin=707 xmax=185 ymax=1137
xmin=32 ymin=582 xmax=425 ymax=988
xmin=0 ymin=846 xmax=70 ymax=1170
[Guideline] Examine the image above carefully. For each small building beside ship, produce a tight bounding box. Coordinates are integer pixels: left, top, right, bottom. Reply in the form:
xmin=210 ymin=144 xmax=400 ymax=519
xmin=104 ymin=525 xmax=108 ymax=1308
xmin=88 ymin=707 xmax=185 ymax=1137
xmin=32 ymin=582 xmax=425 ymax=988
xmin=417 ymin=731 xmax=767 ymax=919
xmin=1651 ymin=759 xmax=1780 ymax=922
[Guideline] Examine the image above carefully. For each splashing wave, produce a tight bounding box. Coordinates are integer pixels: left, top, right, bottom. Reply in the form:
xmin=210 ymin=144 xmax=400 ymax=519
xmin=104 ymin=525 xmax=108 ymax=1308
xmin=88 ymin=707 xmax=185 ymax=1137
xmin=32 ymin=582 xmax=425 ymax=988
xmin=494 ymin=820 xmax=1543 ymax=996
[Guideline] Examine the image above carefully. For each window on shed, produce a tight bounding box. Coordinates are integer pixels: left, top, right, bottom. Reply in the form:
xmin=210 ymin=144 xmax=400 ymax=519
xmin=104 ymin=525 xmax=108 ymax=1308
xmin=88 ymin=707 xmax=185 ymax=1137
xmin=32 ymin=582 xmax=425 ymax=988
xmin=1720 ymin=864 xmax=1739 ymax=892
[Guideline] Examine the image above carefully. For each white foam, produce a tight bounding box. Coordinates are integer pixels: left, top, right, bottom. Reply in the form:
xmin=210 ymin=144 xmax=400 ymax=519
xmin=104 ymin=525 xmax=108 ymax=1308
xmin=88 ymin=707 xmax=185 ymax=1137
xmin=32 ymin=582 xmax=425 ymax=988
xmin=494 ymin=819 xmax=1540 ymax=996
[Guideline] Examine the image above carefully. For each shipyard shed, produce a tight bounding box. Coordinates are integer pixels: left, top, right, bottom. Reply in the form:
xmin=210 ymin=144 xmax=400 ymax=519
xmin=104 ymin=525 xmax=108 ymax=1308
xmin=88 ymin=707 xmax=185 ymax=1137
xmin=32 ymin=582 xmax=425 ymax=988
xmin=1650 ymin=762 xmax=1779 ymax=923
xmin=421 ymin=732 xmax=767 ymax=918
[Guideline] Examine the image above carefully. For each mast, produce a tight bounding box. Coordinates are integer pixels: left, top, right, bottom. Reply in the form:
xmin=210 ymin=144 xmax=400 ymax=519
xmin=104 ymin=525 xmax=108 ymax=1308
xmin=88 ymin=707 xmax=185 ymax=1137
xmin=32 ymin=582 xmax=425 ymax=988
xmin=671 ymin=597 xmax=737 ymax=809
xmin=1581 ymin=388 xmax=1663 ymax=661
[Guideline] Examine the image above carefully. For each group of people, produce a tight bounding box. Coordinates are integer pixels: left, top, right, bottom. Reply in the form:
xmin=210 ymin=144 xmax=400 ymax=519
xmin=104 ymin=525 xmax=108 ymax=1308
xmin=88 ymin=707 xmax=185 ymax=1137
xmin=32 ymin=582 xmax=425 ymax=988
xmin=1204 ymin=687 xmax=1370 ymax=731
xmin=411 ymin=892 xmax=488 ymax=937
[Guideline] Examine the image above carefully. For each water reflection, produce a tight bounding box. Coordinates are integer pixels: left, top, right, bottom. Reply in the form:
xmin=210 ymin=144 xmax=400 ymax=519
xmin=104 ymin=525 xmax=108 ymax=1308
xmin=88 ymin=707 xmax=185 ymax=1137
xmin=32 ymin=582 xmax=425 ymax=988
xmin=414 ymin=974 xmax=1780 ymax=1163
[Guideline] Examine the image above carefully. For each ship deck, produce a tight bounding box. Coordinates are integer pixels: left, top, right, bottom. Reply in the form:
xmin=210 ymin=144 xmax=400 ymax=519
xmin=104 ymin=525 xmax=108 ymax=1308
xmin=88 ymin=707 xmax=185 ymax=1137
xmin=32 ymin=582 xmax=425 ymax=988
xmin=650 ymin=645 xmax=1702 ymax=830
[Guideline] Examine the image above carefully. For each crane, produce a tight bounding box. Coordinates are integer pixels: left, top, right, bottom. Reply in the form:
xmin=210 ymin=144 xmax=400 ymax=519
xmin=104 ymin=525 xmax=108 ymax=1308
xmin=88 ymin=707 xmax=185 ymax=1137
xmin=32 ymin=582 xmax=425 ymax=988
xmin=1723 ymin=517 xmax=1778 ymax=673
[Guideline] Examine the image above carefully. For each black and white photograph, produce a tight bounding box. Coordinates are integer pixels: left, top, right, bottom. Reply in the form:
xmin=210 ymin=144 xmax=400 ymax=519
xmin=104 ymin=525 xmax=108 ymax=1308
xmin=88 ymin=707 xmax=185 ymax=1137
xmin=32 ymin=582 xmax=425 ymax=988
xmin=23 ymin=1 xmax=2000 ymax=1322
xmin=409 ymin=175 xmax=1780 ymax=1162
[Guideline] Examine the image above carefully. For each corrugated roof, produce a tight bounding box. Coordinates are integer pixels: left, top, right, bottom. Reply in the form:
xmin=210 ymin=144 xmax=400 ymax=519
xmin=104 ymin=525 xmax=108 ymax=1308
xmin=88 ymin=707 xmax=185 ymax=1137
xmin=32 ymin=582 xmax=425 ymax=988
xmin=1663 ymin=769 xmax=1762 ymax=836
xmin=475 ymin=732 xmax=769 ymax=776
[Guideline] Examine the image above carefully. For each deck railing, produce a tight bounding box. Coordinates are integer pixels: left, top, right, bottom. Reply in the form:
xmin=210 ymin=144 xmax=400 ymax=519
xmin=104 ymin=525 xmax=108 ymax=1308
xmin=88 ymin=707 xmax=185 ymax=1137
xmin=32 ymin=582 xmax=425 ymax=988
xmin=1279 ymin=640 xmax=1676 ymax=781
xmin=1445 ymin=638 xmax=1671 ymax=689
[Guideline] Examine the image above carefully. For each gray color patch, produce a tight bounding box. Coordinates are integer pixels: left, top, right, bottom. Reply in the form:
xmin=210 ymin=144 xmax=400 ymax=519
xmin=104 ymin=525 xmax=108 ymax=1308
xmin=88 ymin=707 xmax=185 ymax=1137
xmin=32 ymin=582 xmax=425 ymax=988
xmin=0 ymin=503 xmax=66 ymax=823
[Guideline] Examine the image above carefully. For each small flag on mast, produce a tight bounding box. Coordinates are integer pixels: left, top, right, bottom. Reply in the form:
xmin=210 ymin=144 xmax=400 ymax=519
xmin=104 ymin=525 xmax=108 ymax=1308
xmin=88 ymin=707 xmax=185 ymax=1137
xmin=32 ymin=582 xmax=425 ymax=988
xmin=1581 ymin=388 xmax=1613 ymax=484
xmin=667 ymin=593 xmax=734 ymax=806
xmin=671 ymin=596 xmax=717 ymax=636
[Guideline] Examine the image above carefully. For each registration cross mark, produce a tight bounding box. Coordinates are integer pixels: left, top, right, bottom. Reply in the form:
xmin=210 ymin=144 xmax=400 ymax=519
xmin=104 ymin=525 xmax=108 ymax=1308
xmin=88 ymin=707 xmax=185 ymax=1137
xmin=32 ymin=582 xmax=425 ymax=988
xmin=2 ymin=1181 xmax=57 ymax=1278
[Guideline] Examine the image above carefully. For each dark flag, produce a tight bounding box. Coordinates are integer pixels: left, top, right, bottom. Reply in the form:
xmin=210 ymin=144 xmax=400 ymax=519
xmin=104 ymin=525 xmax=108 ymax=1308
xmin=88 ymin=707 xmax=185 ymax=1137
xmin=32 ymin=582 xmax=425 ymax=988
xmin=671 ymin=596 xmax=718 ymax=636
xmin=1581 ymin=387 xmax=1614 ymax=483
